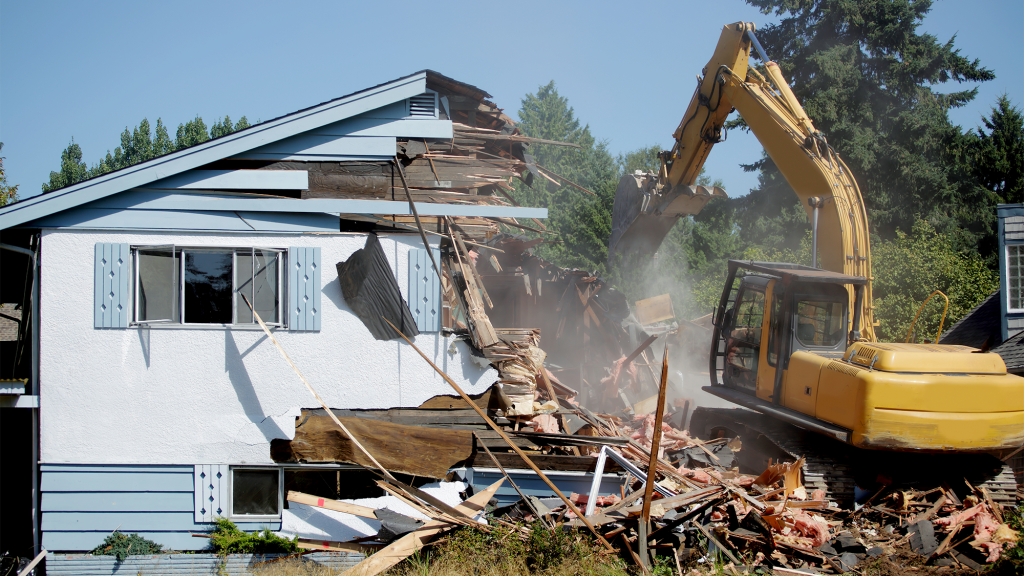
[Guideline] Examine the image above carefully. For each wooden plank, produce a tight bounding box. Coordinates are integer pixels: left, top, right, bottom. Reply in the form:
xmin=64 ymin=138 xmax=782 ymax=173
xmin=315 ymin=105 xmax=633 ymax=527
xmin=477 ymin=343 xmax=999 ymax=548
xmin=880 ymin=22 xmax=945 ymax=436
xmin=340 ymin=479 xmax=504 ymax=576
xmin=639 ymin=347 xmax=671 ymax=568
xmin=416 ymin=387 xmax=495 ymax=410
xmin=286 ymin=491 xmax=378 ymax=519
xmin=271 ymin=414 xmax=473 ymax=478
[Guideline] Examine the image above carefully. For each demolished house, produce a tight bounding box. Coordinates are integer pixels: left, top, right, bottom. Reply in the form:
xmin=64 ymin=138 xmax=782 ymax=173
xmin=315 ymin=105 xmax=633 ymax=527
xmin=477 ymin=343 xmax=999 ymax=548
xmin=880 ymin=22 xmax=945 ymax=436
xmin=2 ymin=70 xmax=1019 ymax=575
xmin=0 ymin=70 xmax=626 ymax=555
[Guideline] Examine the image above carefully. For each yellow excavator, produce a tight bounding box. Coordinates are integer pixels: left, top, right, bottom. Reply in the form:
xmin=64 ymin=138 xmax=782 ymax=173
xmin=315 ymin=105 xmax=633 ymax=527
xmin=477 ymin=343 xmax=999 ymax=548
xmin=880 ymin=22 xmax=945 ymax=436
xmin=610 ymin=22 xmax=1024 ymax=504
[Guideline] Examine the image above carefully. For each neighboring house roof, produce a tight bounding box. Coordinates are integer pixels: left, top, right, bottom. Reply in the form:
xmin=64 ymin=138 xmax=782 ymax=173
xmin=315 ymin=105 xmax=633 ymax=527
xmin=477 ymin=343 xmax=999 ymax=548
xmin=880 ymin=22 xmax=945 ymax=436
xmin=991 ymin=329 xmax=1024 ymax=372
xmin=0 ymin=70 xmax=542 ymax=233
xmin=938 ymin=290 xmax=1001 ymax=349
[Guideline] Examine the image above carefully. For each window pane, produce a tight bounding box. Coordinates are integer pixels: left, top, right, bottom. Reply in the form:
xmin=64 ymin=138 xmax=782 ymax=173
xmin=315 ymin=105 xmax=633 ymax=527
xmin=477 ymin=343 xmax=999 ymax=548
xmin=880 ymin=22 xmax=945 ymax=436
xmin=254 ymin=250 xmax=280 ymax=324
xmin=184 ymin=251 xmax=233 ymax=324
xmin=796 ymin=299 xmax=845 ymax=347
xmin=138 ymin=248 xmax=177 ymax=322
xmin=235 ymin=250 xmax=254 ymax=324
xmin=233 ymin=469 xmax=279 ymax=516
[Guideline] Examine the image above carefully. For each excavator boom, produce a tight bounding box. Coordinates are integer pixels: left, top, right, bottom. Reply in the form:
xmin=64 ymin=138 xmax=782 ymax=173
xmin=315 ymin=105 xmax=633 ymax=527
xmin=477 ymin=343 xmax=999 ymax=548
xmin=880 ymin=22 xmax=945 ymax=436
xmin=610 ymin=22 xmax=875 ymax=340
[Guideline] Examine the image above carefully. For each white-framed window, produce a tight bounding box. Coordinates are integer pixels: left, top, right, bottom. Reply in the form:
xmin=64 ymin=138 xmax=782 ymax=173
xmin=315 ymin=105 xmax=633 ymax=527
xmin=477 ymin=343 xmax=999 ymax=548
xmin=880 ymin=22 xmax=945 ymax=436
xmin=229 ymin=466 xmax=282 ymax=521
xmin=1008 ymin=244 xmax=1024 ymax=312
xmin=134 ymin=246 xmax=284 ymax=326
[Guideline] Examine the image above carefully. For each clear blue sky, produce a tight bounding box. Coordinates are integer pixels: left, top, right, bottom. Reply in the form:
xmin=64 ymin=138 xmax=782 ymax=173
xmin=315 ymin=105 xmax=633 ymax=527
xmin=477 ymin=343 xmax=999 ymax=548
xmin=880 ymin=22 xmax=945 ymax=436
xmin=2 ymin=0 xmax=1021 ymax=200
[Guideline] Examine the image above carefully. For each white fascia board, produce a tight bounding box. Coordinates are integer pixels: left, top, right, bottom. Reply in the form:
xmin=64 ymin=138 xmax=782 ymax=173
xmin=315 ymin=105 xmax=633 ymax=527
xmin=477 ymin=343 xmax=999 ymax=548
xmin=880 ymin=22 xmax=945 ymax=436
xmin=0 ymin=72 xmax=428 ymax=230
xmin=86 ymin=191 xmax=548 ymax=219
xmin=146 ymin=170 xmax=309 ymax=190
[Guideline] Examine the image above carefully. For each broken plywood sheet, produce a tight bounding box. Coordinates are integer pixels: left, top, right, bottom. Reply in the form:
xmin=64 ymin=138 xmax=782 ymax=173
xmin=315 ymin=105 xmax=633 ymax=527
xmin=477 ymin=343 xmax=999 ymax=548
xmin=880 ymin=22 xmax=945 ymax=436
xmin=281 ymin=480 xmax=471 ymax=543
xmin=635 ymin=293 xmax=675 ymax=325
xmin=271 ymin=414 xmax=473 ymax=478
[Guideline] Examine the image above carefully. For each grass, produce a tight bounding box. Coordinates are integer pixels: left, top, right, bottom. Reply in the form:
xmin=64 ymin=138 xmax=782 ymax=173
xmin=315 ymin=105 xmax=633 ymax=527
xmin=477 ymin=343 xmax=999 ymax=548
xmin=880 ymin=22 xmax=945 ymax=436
xmin=385 ymin=522 xmax=631 ymax=576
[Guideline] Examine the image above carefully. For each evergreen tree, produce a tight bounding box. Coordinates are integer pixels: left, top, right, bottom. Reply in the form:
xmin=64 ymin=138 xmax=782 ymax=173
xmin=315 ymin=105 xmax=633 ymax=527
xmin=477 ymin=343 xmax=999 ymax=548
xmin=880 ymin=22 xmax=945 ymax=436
xmin=512 ymin=81 xmax=618 ymax=272
xmin=0 ymin=143 xmax=19 ymax=207
xmin=740 ymin=0 xmax=995 ymax=252
xmin=973 ymin=95 xmax=1024 ymax=204
xmin=41 ymin=113 xmax=248 ymax=192
xmin=175 ymin=116 xmax=210 ymax=150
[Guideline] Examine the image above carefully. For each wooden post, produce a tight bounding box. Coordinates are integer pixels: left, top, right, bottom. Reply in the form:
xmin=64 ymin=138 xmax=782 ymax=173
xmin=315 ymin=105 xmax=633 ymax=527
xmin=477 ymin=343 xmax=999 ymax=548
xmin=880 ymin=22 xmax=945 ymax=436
xmin=639 ymin=346 xmax=670 ymax=568
xmin=384 ymin=318 xmax=615 ymax=552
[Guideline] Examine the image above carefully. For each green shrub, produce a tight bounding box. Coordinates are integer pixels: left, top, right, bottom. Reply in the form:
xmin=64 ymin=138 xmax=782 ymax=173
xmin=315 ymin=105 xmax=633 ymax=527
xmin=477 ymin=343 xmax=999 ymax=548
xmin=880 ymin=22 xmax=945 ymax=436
xmin=208 ymin=517 xmax=298 ymax=556
xmin=90 ymin=531 xmax=163 ymax=561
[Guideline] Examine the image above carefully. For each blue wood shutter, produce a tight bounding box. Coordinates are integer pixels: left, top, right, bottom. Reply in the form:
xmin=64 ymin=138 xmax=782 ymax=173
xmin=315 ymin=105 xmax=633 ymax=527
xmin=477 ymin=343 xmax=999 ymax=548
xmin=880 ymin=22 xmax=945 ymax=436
xmin=408 ymin=248 xmax=441 ymax=332
xmin=94 ymin=243 xmax=131 ymax=328
xmin=288 ymin=247 xmax=321 ymax=331
xmin=193 ymin=464 xmax=229 ymax=523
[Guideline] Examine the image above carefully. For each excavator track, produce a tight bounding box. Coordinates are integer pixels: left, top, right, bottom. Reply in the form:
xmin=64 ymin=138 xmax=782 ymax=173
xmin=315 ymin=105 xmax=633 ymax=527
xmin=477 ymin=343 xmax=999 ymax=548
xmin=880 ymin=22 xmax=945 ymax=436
xmin=690 ymin=407 xmax=1018 ymax=509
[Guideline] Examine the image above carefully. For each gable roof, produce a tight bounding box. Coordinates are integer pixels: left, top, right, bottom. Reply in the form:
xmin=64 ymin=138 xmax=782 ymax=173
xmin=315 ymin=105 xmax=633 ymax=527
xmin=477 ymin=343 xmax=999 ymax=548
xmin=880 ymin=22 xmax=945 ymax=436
xmin=991 ymin=329 xmax=1024 ymax=371
xmin=0 ymin=70 xmax=466 ymax=232
xmin=938 ymin=290 xmax=1001 ymax=348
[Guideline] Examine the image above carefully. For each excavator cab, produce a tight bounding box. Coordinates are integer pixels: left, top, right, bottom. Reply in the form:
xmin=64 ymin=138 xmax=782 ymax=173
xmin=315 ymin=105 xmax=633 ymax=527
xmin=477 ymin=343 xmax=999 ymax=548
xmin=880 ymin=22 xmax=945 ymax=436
xmin=713 ymin=261 xmax=861 ymax=395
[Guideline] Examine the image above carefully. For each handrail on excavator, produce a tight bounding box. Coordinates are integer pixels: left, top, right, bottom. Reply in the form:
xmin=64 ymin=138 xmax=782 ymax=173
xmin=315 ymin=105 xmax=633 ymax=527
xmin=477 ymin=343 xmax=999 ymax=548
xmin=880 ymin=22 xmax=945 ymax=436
xmin=904 ymin=290 xmax=950 ymax=344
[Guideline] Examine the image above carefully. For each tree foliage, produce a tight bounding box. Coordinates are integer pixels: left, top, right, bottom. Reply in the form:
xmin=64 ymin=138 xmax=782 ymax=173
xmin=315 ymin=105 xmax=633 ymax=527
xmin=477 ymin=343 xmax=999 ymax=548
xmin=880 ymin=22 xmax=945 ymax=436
xmin=871 ymin=220 xmax=998 ymax=342
xmin=972 ymin=95 xmax=1024 ymax=205
xmin=741 ymin=0 xmax=996 ymax=254
xmin=42 ymin=114 xmax=251 ymax=193
xmin=511 ymin=81 xmax=618 ymax=273
xmin=0 ymin=143 xmax=19 ymax=207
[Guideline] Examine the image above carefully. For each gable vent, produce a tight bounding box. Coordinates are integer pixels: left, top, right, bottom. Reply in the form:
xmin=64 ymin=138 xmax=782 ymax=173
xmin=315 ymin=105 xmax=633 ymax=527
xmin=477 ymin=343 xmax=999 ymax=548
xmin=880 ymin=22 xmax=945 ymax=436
xmin=408 ymin=93 xmax=437 ymax=117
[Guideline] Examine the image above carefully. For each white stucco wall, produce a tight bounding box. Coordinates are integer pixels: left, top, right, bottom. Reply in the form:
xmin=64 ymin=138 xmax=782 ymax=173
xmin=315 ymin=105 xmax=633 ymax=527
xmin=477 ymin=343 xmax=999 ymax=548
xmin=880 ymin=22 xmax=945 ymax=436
xmin=38 ymin=229 xmax=497 ymax=464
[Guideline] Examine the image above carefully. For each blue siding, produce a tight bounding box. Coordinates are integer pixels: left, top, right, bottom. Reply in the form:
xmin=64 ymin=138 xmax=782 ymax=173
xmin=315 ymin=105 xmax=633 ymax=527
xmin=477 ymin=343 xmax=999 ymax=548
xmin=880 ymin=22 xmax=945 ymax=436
xmin=241 ymin=134 xmax=397 ymax=159
xmin=42 ymin=471 xmax=194 ymax=492
xmin=310 ymin=117 xmax=453 ymax=138
xmin=43 ymin=492 xmax=194 ymax=512
xmin=94 ymin=243 xmax=130 ymax=328
xmin=408 ymin=248 xmax=442 ymax=332
xmin=289 ymin=247 xmax=321 ymax=331
xmin=147 ymin=169 xmax=308 ymax=191
xmin=40 ymin=465 xmax=280 ymax=552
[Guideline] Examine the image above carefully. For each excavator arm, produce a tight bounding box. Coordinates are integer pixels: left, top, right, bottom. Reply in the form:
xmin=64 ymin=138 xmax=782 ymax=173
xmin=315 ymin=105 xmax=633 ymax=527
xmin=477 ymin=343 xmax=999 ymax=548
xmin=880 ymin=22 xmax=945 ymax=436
xmin=610 ymin=22 xmax=875 ymax=341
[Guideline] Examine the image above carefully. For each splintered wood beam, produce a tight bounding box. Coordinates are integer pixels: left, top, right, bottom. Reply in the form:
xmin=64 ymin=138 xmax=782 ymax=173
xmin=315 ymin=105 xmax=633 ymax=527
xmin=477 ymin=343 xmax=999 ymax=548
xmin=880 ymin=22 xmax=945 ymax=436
xmin=453 ymin=229 xmax=493 ymax=309
xmin=287 ymin=491 xmax=377 ymax=519
xmin=639 ymin=347 xmax=670 ymax=568
xmin=393 ymin=157 xmax=441 ymax=281
xmin=240 ymin=294 xmax=398 ymax=484
xmin=383 ymin=317 xmax=615 ymax=552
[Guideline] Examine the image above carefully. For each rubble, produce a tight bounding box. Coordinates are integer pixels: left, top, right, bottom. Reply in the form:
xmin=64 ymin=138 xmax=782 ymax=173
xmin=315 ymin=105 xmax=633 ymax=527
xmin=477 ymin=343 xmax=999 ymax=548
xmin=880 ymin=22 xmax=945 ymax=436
xmin=222 ymin=72 xmax=1021 ymax=574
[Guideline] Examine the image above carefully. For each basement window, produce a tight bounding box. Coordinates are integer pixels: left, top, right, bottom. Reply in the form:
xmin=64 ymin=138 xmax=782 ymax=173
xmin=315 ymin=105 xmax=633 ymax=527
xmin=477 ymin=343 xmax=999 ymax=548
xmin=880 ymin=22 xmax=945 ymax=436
xmin=231 ymin=467 xmax=282 ymax=519
xmin=134 ymin=246 xmax=284 ymax=326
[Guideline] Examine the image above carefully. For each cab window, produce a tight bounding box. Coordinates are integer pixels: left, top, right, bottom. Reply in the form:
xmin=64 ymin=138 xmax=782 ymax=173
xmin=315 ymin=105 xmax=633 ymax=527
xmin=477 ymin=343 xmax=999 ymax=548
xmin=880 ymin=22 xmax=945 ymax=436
xmin=725 ymin=287 xmax=765 ymax=392
xmin=795 ymin=299 xmax=845 ymax=347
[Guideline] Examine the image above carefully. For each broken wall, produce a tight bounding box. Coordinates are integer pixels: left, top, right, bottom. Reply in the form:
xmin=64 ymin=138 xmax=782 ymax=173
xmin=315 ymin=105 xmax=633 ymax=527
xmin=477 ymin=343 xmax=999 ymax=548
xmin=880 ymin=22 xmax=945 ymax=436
xmin=38 ymin=229 xmax=497 ymax=465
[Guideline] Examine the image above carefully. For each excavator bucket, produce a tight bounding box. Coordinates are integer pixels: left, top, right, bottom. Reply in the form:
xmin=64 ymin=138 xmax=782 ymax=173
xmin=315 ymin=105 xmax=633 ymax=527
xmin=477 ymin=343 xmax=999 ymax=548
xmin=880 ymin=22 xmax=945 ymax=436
xmin=608 ymin=172 xmax=726 ymax=264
